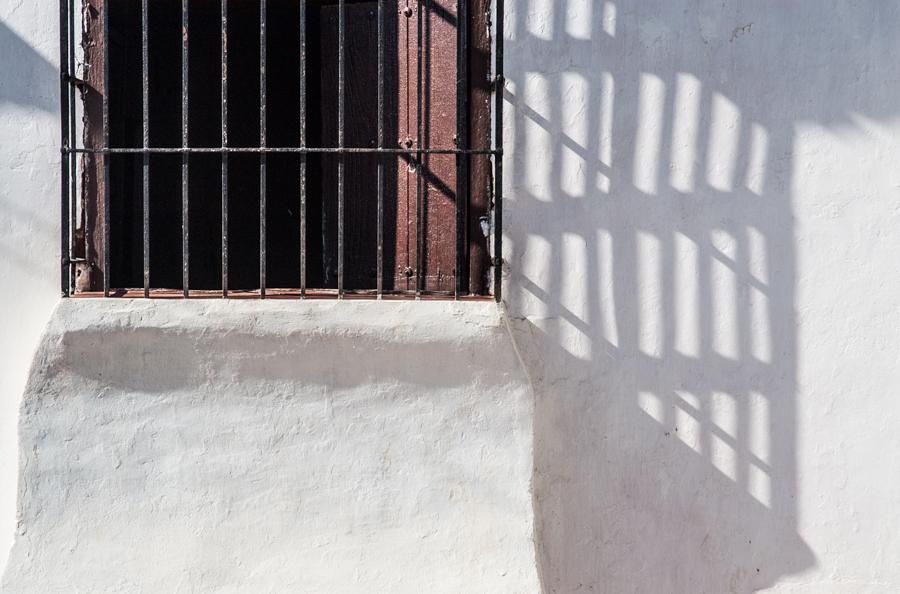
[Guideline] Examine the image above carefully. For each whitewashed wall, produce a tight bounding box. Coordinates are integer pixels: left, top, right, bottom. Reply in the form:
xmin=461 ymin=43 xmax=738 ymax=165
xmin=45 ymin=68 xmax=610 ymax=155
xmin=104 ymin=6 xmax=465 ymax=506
xmin=2 ymin=0 xmax=900 ymax=592
xmin=2 ymin=300 xmax=539 ymax=593
xmin=504 ymin=1 xmax=900 ymax=592
xmin=0 ymin=0 xmax=62 ymax=577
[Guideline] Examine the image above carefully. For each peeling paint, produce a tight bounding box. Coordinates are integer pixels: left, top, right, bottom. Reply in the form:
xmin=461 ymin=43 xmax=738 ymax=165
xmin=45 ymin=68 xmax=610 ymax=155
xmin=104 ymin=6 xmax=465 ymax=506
xmin=730 ymin=22 xmax=753 ymax=42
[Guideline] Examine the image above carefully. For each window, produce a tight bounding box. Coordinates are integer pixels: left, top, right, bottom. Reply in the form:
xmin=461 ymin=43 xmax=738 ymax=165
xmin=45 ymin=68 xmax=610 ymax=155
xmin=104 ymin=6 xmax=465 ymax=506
xmin=60 ymin=0 xmax=503 ymax=299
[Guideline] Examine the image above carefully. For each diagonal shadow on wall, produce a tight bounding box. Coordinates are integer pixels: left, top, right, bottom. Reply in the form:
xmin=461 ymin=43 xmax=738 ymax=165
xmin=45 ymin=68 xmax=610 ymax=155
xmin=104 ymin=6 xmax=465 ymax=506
xmin=0 ymin=20 xmax=57 ymax=113
xmin=0 ymin=19 xmax=59 ymax=279
xmin=504 ymin=1 xmax=900 ymax=591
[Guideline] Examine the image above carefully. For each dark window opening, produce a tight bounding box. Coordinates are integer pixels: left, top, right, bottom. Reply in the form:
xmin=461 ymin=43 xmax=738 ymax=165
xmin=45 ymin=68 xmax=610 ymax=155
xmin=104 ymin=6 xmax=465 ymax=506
xmin=62 ymin=0 xmax=501 ymax=298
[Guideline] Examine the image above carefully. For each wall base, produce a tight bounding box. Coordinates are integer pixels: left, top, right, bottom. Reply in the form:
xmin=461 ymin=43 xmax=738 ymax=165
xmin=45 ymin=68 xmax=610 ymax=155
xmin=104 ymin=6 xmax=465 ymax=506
xmin=2 ymin=300 xmax=538 ymax=593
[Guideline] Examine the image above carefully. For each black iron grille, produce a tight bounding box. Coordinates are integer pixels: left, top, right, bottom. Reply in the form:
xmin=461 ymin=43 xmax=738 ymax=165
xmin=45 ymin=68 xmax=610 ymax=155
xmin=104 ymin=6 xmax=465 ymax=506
xmin=59 ymin=0 xmax=503 ymax=300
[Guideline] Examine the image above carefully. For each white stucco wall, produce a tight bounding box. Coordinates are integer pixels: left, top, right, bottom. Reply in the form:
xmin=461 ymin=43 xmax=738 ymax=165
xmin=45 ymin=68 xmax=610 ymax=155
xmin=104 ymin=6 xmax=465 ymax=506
xmin=2 ymin=300 xmax=538 ymax=593
xmin=503 ymin=1 xmax=900 ymax=592
xmin=0 ymin=0 xmax=64 ymax=578
xmin=2 ymin=0 xmax=900 ymax=592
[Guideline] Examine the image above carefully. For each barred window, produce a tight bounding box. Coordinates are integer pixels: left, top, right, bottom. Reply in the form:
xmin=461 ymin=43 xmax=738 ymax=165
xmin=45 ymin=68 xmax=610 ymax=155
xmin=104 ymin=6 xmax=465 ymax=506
xmin=60 ymin=0 xmax=503 ymax=299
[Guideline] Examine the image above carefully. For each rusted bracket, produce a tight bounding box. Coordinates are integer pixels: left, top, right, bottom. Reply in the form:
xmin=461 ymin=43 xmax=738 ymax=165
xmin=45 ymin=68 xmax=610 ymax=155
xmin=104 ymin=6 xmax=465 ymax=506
xmin=62 ymin=73 xmax=88 ymax=88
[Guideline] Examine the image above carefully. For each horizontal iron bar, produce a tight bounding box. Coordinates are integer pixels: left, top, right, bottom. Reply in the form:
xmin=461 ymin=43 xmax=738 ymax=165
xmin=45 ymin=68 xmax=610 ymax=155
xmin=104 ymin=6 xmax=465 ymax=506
xmin=71 ymin=288 xmax=485 ymax=300
xmin=62 ymin=73 xmax=87 ymax=87
xmin=65 ymin=147 xmax=501 ymax=155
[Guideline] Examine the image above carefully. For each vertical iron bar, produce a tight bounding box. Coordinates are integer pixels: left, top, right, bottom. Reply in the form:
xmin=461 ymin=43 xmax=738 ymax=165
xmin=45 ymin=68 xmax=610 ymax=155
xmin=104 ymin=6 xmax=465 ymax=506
xmin=142 ymin=0 xmax=150 ymax=297
xmin=102 ymin=0 xmax=111 ymax=296
xmin=376 ymin=0 xmax=384 ymax=297
xmin=59 ymin=0 xmax=71 ymax=296
xmin=337 ymin=0 xmax=345 ymax=297
xmin=415 ymin=0 xmax=423 ymax=297
xmin=493 ymin=0 xmax=503 ymax=301
xmin=455 ymin=0 xmax=468 ymax=297
xmin=181 ymin=0 xmax=189 ymax=297
xmin=221 ymin=0 xmax=228 ymax=296
xmin=67 ymin=0 xmax=77 ymax=294
xmin=299 ymin=0 xmax=307 ymax=297
xmin=259 ymin=0 xmax=267 ymax=298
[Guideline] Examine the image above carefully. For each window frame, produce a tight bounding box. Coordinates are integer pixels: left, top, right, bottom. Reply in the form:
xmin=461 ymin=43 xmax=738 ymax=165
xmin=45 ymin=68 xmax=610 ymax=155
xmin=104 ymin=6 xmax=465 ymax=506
xmin=59 ymin=0 xmax=504 ymax=300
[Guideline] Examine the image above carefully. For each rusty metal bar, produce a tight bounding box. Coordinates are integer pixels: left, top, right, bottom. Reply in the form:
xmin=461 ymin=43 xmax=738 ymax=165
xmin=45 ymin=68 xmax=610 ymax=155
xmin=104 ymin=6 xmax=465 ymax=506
xmin=260 ymin=0 xmax=267 ymax=298
xmin=142 ymin=0 xmax=150 ymax=297
xmin=59 ymin=0 xmax=71 ymax=296
xmin=222 ymin=0 xmax=228 ymax=296
xmin=493 ymin=0 xmax=503 ymax=301
xmin=74 ymin=288 xmax=490 ymax=300
xmin=376 ymin=0 xmax=384 ymax=297
xmin=337 ymin=0 xmax=345 ymax=297
xmin=181 ymin=0 xmax=189 ymax=297
xmin=67 ymin=0 xmax=77 ymax=295
xmin=68 ymin=147 xmax=500 ymax=155
xmin=102 ymin=0 xmax=111 ymax=297
xmin=299 ymin=0 xmax=307 ymax=297
xmin=455 ymin=0 xmax=468 ymax=297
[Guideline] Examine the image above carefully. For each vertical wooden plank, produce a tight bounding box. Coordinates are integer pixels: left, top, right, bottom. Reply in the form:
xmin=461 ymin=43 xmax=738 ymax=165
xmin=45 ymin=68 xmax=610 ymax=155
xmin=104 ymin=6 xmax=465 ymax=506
xmin=467 ymin=0 xmax=492 ymax=294
xmin=82 ymin=0 xmax=106 ymax=292
xmin=395 ymin=1 xmax=415 ymax=291
xmin=420 ymin=0 xmax=459 ymax=292
xmin=314 ymin=0 xmax=395 ymax=290
xmin=395 ymin=0 xmax=459 ymax=292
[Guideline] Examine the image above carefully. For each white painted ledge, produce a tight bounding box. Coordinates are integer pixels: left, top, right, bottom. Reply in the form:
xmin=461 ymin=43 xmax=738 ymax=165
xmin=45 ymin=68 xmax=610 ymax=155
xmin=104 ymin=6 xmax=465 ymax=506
xmin=2 ymin=300 xmax=538 ymax=593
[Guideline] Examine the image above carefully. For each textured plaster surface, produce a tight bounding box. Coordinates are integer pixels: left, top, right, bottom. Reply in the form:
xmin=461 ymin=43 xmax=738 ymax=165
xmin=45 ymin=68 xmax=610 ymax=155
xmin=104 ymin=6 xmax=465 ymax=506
xmin=0 ymin=1 xmax=61 ymax=572
xmin=4 ymin=0 xmax=900 ymax=592
xmin=503 ymin=0 xmax=900 ymax=592
xmin=2 ymin=300 xmax=538 ymax=593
